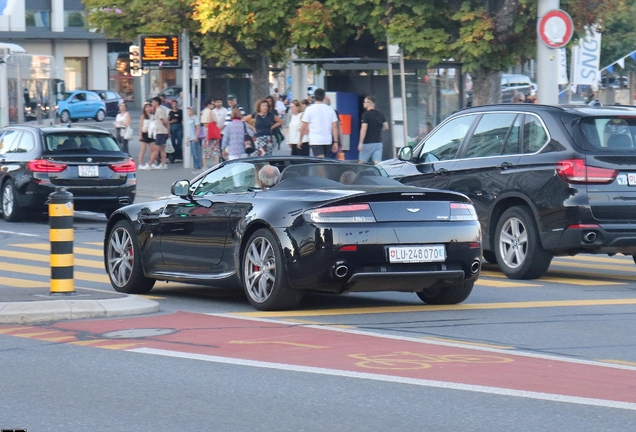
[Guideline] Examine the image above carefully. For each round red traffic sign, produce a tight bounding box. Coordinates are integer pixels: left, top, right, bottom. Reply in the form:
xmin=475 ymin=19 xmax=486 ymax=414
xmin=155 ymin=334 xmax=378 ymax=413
xmin=538 ymin=9 xmax=573 ymax=49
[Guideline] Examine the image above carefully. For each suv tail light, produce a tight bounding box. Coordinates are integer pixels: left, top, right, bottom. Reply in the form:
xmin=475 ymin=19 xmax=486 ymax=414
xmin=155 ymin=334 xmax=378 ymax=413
xmin=304 ymin=203 xmax=376 ymax=223
xmin=555 ymin=159 xmax=617 ymax=184
xmin=27 ymin=160 xmax=67 ymax=173
xmin=109 ymin=160 xmax=136 ymax=173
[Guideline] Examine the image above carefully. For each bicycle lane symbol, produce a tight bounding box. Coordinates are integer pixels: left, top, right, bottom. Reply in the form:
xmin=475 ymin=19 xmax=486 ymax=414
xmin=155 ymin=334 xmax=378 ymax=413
xmin=349 ymin=351 xmax=514 ymax=371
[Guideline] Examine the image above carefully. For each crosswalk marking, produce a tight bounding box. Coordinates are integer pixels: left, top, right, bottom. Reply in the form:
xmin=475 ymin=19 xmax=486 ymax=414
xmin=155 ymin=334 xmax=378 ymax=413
xmin=0 ymin=249 xmax=103 ymax=269
xmin=11 ymin=243 xmax=103 ymax=257
xmin=0 ymin=276 xmax=49 ymax=288
xmin=0 ymin=260 xmax=110 ymax=283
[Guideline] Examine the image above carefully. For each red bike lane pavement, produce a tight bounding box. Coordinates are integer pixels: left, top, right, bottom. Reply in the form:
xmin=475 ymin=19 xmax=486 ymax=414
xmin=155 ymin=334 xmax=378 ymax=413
xmin=4 ymin=311 xmax=636 ymax=410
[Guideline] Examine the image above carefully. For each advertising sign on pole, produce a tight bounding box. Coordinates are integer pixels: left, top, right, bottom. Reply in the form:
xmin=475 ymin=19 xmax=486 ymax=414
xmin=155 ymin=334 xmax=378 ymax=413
xmin=558 ymin=48 xmax=569 ymax=85
xmin=192 ymin=56 xmax=201 ymax=80
xmin=571 ymin=27 xmax=602 ymax=85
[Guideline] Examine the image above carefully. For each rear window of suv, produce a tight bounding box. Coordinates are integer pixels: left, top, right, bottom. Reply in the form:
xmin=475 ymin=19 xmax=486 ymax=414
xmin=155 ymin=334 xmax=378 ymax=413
xmin=45 ymin=133 xmax=122 ymax=153
xmin=580 ymin=117 xmax=636 ymax=151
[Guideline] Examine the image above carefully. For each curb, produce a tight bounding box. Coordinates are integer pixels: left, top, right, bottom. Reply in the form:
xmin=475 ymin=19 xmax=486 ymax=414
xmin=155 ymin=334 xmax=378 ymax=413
xmin=0 ymin=296 xmax=160 ymax=324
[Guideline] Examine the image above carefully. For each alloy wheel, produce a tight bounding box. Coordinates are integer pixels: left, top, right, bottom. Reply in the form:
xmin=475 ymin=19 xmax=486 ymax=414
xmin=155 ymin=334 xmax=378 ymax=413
xmin=107 ymin=227 xmax=135 ymax=287
xmin=60 ymin=111 xmax=70 ymax=123
xmin=2 ymin=184 xmax=14 ymax=217
xmin=96 ymin=110 xmax=106 ymax=122
xmin=244 ymin=236 xmax=277 ymax=303
xmin=498 ymin=216 xmax=528 ymax=269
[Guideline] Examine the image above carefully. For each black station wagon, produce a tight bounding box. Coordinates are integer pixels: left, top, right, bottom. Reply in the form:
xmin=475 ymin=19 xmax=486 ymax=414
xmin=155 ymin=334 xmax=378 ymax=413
xmin=382 ymin=104 xmax=636 ymax=279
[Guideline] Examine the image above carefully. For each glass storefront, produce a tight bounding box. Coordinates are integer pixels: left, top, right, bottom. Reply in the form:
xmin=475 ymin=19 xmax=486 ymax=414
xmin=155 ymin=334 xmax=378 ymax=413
xmin=5 ymin=53 xmax=56 ymax=124
xmin=64 ymin=57 xmax=87 ymax=90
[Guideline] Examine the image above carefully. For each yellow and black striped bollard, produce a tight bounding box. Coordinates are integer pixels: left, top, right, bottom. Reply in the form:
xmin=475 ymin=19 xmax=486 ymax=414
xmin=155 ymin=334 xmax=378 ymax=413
xmin=49 ymin=187 xmax=75 ymax=294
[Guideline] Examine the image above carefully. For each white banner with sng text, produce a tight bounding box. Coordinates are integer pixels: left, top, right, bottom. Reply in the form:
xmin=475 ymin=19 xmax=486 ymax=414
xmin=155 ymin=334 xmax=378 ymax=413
xmin=571 ymin=27 xmax=602 ymax=85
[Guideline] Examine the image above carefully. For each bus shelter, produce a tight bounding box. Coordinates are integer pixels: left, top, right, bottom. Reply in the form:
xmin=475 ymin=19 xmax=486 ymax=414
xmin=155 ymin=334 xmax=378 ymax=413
xmin=0 ymin=44 xmax=57 ymax=127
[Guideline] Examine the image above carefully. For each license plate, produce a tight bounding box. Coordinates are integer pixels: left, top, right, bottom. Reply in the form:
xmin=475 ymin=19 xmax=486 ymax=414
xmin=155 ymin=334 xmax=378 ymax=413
xmin=78 ymin=165 xmax=99 ymax=177
xmin=628 ymin=173 xmax=636 ymax=186
xmin=388 ymin=245 xmax=446 ymax=263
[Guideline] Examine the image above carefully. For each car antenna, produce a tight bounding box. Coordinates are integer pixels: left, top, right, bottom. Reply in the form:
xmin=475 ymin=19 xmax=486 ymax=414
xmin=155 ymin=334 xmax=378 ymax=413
xmin=66 ymin=122 xmax=72 ymax=128
xmin=588 ymin=100 xmax=602 ymax=108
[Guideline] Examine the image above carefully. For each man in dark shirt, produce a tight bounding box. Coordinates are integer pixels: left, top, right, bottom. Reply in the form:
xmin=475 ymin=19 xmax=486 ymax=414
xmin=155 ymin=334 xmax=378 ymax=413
xmin=358 ymin=95 xmax=388 ymax=164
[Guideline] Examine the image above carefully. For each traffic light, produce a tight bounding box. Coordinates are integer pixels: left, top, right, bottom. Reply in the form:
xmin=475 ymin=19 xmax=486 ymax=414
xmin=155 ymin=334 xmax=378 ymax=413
xmin=129 ymin=45 xmax=141 ymax=77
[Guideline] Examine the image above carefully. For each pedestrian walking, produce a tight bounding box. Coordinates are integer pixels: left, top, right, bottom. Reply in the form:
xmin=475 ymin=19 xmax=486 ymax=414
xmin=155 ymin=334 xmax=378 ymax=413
xmin=200 ymin=98 xmax=219 ymax=169
xmin=221 ymin=108 xmax=255 ymax=160
xmin=114 ymin=102 xmax=131 ymax=154
xmin=358 ymin=95 xmax=388 ymax=164
xmin=300 ymin=88 xmax=339 ymax=158
xmin=288 ymin=100 xmax=309 ymax=156
xmin=148 ymin=97 xmax=170 ymax=170
xmin=137 ymin=103 xmax=154 ymax=170
xmin=168 ymin=99 xmax=183 ymax=163
xmin=242 ymin=99 xmax=283 ymax=157
xmin=185 ymin=106 xmax=203 ymax=172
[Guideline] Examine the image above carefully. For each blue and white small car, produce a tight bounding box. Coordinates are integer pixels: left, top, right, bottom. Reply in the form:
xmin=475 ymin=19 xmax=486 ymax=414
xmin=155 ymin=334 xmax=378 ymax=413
xmin=57 ymin=90 xmax=107 ymax=123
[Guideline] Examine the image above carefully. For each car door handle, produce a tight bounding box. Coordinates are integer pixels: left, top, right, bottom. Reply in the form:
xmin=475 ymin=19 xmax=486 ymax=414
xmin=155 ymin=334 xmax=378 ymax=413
xmin=498 ymin=162 xmax=514 ymax=170
xmin=434 ymin=168 xmax=449 ymax=176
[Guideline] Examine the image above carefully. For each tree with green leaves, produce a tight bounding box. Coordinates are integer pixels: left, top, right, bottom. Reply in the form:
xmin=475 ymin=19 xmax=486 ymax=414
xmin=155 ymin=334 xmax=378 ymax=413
xmin=292 ymin=0 xmax=624 ymax=106
xmin=83 ymin=0 xmax=305 ymax=103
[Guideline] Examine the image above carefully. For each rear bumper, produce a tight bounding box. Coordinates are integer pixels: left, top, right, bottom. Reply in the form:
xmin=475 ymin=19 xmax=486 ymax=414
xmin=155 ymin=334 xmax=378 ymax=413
xmin=18 ymin=182 xmax=136 ymax=212
xmin=275 ymin=221 xmax=482 ymax=293
xmin=543 ymin=223 xmax=636 ymax=255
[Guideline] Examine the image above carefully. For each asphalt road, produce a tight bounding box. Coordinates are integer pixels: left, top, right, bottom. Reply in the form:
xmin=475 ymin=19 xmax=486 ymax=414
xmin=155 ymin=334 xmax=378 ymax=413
xmin=2 ymin=116 xmax=636 ymax=430
xmin=2 ymin=213 xmax=636 ymax=430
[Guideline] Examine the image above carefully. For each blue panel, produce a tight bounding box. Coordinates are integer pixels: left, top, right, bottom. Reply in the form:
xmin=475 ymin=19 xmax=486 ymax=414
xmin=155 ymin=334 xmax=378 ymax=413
xmin=334 ymin=92 xmax=360 ymax=161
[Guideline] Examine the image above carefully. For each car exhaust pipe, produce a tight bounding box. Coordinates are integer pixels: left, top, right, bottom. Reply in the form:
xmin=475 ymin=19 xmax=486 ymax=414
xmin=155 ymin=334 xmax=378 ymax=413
xmin=583 ymin=231 xmax=597 ymax=243
xmin=335 ymin=265 xmax=349 ymax=278
xmin=118 ymin=197 xmax=130 ymax=205
xmin=470 ymin=260 xmax=481 ymax=274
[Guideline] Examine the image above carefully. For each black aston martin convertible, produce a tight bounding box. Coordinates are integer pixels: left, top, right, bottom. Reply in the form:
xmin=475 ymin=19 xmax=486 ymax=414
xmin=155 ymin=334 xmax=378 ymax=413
xmin=104 ymin=157 xmax=482 ymax=311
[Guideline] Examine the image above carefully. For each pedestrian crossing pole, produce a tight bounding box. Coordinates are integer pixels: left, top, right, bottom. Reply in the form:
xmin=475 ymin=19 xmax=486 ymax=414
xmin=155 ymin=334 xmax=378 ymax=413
xmin=49 ymin=187 xmax=75 ymax=294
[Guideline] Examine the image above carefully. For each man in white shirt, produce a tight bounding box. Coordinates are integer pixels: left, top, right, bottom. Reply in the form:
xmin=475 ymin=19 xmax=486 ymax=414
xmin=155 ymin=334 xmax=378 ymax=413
xmin=212 ymin=98 xmax=228 ymax=132
xmin=299 ymin=88 xmax=339 ymax=158
xmin=273 ymin=93 xmax=286 ymax=117
xmin=149 ymin=97 xmax=170 ymax=169
xmin=224 ymin=94 xmax=246 ymax=126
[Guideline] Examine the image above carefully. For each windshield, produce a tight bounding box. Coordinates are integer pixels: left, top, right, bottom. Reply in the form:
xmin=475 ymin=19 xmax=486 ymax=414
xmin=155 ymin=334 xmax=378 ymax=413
xmin=45 ymin=133 xmax=122 ymax=153
xmin=58 ymin=92 xmax=73 ymax=102
xmin=579 ymin=117 xmax=636 ymax=151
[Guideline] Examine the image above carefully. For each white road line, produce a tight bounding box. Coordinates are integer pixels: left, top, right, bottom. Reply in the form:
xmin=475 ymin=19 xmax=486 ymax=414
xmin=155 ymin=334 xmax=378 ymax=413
xmin=0 ymin=230 xmax=40 ymax=237
xmin=210 ymin=313 xmax=636 ymax=372
xmin=130 ymin=347 xmax=636 ymax=411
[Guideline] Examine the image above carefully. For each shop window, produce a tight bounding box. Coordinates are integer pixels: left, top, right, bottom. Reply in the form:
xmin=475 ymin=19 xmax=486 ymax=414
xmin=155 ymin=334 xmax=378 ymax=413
xmin=26 ymin=10 xmax=50 ymax=27
xmin=65 ymin=11 xmax=86 ymax=28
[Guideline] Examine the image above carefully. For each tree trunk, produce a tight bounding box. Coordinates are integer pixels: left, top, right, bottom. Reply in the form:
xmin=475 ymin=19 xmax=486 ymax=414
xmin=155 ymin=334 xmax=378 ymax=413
xmin=471 ymin=67 xmax=502 ymax=106
xmin=248 ymin=55 xmax=271 ymax=111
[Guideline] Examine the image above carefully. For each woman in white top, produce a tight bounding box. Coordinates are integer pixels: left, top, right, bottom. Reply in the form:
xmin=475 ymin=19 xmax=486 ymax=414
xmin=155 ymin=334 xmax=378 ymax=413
xmin=288 ymin=99 xmax=309 ymax=156
xmin=114 ymin=102 xmax=132 ymax=154
xmin=138 ymin=103 xmax=154 ymax=170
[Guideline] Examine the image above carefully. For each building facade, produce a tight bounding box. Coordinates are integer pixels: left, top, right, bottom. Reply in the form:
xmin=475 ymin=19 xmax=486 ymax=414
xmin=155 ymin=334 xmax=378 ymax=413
xmin=1 ymin=0 xmax=108 ymax=123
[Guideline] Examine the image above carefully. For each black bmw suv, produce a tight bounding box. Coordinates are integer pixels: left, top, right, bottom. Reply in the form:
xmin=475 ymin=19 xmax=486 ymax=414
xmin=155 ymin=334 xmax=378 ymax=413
xmin=381 ymin=104 xmax=636 ymax=279
xmin=0 ymin=125 xmax=136 ymax=221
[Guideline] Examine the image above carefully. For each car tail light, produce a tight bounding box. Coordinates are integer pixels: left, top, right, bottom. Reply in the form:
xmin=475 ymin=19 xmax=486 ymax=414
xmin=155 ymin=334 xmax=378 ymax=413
xmin=304 ymin=203 xmax=376 ymax=223
xmin=109 ymin=160 xmax=136 ymax=173
xmin=556 ymin=159 xmax=617 ymax=184
xmin=27 ymin=160 xmax=67 ymax=173
xmin=450 ymin=203 xmax=477 ymax=221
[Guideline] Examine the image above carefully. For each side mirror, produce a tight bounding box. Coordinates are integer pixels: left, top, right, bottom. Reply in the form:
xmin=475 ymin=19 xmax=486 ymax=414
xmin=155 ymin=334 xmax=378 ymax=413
xmin=171 ymin=179 xmax=190 ymax=198
xmin=398 ymin=146 xmax=413 ymax=161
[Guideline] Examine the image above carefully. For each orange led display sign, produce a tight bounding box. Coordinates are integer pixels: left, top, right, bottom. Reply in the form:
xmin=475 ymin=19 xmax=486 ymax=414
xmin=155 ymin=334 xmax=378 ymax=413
xmin=140 ymin=35 xmax=180 ymax=67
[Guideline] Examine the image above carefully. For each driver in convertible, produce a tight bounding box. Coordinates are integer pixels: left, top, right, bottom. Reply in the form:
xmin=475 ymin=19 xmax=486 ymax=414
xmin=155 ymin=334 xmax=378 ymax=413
xmin=258 ymin=165 xmax=280 ymax=190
